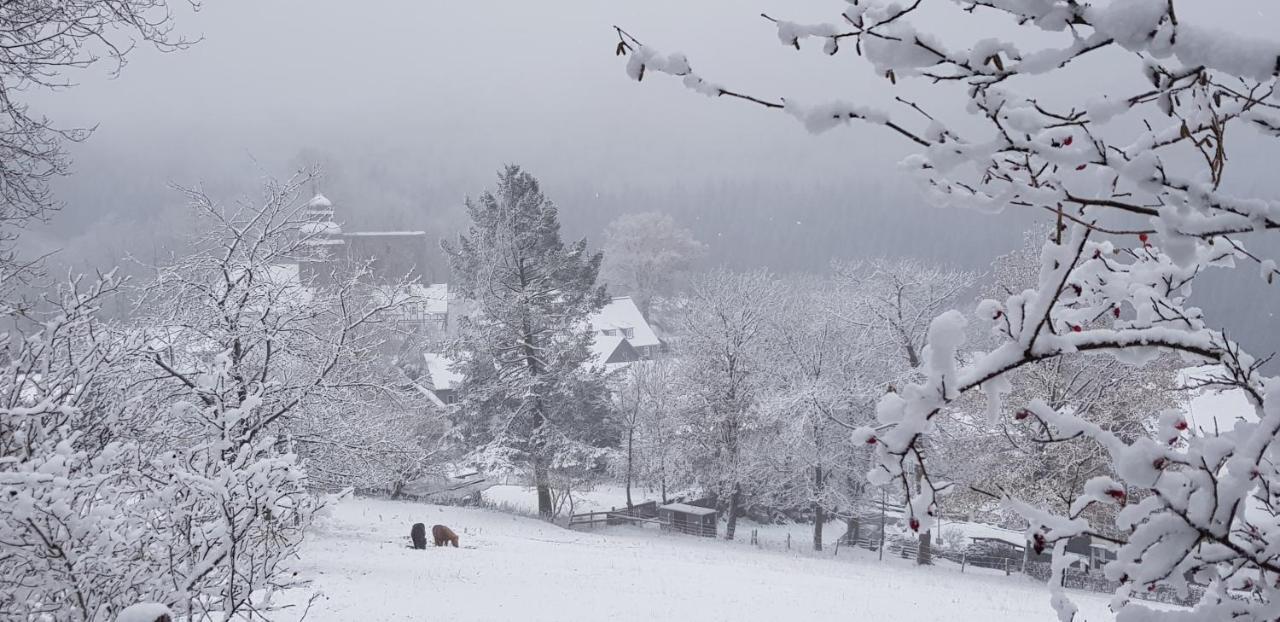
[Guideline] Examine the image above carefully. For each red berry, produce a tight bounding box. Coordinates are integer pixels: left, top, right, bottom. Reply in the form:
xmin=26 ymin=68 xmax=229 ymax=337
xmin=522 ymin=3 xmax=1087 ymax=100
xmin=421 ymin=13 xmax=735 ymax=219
xmin=1071 ymin=325 xmax=1082 ymax=333
xmin=993 ymin=310 xmax=1003 ymax=320
xmin=1063 ymin=136 xmax=1073 ymax=146
xmin=1174 ymin=420 xmax=1188 ymax=431
xmin=1015 ymin=409 xmax=1031 ymax=421
xmin=1075 ymin=164 xmax=1087 ymax=171
xmin=1105 ymin=488 xmax=1127 ymax=502
xmin=865 ymin=436 xmax=877 ymax=445
xmin=1032 ymin=533 xmax=1046 ymax=554
xmin=1113 ymin=307 xmax=1121 ymax=318
xmin=1147 ymin=584 xmax=1156 ymax=593
xmin=909 ymin=518 xmax=920 ymax=532
xmin=1092 ymin=249 xmax=1102 ymax=259
xmin=1153 ymin=457 xmax=1168 ymax=470
xmin=1139 ymin=233 xmax=1149 ymax=243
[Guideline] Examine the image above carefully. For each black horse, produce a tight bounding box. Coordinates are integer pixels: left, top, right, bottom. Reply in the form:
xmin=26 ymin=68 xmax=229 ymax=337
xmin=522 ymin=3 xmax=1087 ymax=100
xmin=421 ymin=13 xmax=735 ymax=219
xmin=410 ymin=522 xmax=427 ymax=549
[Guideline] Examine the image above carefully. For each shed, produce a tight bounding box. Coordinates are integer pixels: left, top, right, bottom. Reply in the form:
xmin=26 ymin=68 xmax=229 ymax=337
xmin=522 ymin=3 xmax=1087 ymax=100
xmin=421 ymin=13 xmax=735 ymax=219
xmin=658 ymin=502 xmax=718 ymax=538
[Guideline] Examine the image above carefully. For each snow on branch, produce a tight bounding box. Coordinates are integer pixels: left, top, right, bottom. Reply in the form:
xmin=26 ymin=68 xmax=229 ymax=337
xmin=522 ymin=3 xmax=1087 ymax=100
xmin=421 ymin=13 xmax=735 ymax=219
xmin=619 ymin=1 xmax=1280 ymax=619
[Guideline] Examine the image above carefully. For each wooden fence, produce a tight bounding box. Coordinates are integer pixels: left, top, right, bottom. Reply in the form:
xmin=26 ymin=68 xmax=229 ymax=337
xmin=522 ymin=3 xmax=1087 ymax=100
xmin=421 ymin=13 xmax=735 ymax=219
xmin=567 ymin=501 xmax=662 ymax=530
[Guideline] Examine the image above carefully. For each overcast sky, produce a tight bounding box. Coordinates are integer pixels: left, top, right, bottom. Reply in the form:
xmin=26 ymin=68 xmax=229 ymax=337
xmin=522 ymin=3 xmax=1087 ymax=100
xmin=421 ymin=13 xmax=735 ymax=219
xmin=18 ymin=0 xmax=1280 ymax=358
xmin=32 ymin=1 xmax=908 ymax=187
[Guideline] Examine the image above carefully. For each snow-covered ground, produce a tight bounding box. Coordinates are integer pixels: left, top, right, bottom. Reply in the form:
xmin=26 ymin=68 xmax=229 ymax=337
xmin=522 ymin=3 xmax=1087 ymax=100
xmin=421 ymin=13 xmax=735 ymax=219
xmin=279 ymin=496 xmax=1163 ymax=621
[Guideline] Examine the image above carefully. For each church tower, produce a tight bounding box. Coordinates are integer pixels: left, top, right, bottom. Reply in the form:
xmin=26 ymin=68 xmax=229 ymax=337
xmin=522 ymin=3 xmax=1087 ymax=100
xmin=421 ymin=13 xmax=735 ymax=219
xmin=298 ymin=192 xmax=345 ymax=283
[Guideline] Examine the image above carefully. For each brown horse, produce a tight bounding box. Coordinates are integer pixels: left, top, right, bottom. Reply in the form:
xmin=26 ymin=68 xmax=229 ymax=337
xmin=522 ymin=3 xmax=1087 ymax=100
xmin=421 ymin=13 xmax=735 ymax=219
xmin=432 ymin=524 xmax=459 ymax=547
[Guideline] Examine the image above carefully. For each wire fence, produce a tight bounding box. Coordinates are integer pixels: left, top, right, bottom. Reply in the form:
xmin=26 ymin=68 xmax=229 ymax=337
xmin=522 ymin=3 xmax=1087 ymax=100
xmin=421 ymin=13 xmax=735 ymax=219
xmin=717 ymin=527 xmax=1203 ymax=608
xmin=567 ymin=505 xmax=1203 ymax=608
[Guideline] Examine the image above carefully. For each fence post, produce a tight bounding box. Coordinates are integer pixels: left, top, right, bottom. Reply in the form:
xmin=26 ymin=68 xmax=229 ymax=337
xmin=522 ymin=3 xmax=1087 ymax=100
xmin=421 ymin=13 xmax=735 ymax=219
xmin=787 ymin=533 xmax=791 ymax=550
xmin=961 ymin=552 xmax=966 ymax=573
xmin=1005 ymin=558 xmax=1010 ymax=576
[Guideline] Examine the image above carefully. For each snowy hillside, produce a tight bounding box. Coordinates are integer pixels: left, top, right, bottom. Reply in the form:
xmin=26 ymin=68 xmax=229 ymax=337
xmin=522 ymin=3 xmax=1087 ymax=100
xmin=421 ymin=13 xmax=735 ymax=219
xmin=281 ymin=496 xmax=1162 ymax=621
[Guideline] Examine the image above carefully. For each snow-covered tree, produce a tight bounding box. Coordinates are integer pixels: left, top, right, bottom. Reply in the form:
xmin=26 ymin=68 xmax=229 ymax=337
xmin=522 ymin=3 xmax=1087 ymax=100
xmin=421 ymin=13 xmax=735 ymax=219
xmin=671 ymin=268 xmax=783 ymax=540
xmin=0 ymin=273 xmax=162 ymax=621
xmin=833 ymin=259 xmax=976 ymax=372
xmin=768 ymin=276 xmax=882 ymax=551
xmin=133 ymin=174 xmax=426 ymax=618
xmin=444 ymin=165 xmax=611 ymax=519
xmin=630 ymin=359 xmax=683 ymax=504
xmin=0 ymin=0 xmax=192 ymax=255
xmin=600 ymin=211 xmax=706 ymax=319
xmin=611 ymin=362 xmax=647 ymax=509
xmin=833 ymin=258 xmax=975 ymax=563
xmin=611 ymin=358 xmax=688 ymax=507
xmin=619 ymin=2 xmax=1280 ymax=618
xmin=946 ymin=230 xmax=1184 ymax=524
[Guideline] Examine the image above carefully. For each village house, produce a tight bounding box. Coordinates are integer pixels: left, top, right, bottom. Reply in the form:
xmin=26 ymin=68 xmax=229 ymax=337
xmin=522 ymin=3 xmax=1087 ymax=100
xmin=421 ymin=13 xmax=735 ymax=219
xmin=588 ymin=296 xmax=662 ymax=360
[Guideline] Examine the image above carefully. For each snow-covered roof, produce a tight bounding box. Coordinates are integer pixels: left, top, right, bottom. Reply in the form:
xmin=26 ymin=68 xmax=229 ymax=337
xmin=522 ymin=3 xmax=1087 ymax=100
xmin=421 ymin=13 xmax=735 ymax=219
xmin=589 ymin=334 xmax=629 ymax=367
xmin=306 ymin=193 xmax=333 ymax=209
xmin=304 ymin=238 xmax=346 ymax=246
xmin=262 ymin=262 xmax=299 ymax=284
xmin=588 ymin=296 xmax=659 ymax=348
xmin=343 ymin=231 xmax=428 ymax=237
xmin=412 ymin=283 xmax=449 ymax=315
xmin=300 ymin=221 xmax=342 ymax=236
xmin=658 ymin=503 xmax=717 ymax=516
xmin=238 ymin=263 xmax=314 ymax=307
xmin=946 ymin=522 xmax=1027 ymax=548
xmin=423 ymin=352 xmax=462 ymax=392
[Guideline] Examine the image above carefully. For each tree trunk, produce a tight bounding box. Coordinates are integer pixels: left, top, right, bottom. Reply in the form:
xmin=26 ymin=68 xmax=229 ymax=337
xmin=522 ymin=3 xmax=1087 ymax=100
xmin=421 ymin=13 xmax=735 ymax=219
xmin=812 ymin=465 xmax=824 ymax=551
xmin=911 ymin=464 xmax=931 ymax=565
xmin=813 ymin=503 xmax=825 ymax=552
xmin=725 ymin=485 xmax=742 ymax=541
xmin=846 ymin=517 xmax=860 ymax=545
xmin=916 ymin=530 xmax=932 ymax=565
xmin=625 ymin=427 xmax=634 ymax=508
xmin=534 ymin=460 xmax=553 ymax=520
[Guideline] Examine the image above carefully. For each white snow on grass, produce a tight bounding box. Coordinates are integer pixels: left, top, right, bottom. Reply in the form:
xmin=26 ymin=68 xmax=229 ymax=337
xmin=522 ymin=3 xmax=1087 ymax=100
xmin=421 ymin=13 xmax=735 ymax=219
xmin=281 ymin=496 xmax=1168 ymax=621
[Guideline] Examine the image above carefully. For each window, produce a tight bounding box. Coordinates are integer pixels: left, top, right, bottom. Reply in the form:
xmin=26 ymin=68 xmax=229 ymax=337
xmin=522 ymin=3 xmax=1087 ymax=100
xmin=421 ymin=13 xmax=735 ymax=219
xmin=622 ymin=327 xmax=634 ymax=339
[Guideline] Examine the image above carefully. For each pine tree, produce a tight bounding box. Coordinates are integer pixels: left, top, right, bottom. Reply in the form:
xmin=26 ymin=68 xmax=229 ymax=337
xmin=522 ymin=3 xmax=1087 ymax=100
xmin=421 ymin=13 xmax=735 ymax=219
xmin=444 ymin=165 xmax=610 ymax=519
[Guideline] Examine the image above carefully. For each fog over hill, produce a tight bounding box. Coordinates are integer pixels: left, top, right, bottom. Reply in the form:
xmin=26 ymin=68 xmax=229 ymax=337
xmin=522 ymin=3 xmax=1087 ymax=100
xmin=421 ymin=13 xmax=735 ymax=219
xmin=18 ymin=0 xmax=1279 ymax=363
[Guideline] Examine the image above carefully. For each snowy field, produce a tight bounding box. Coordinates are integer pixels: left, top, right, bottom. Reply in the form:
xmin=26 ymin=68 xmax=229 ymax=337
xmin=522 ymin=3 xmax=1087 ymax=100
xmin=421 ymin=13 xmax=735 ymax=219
xmin=280 ymin=496 xmax=1160 ymax=622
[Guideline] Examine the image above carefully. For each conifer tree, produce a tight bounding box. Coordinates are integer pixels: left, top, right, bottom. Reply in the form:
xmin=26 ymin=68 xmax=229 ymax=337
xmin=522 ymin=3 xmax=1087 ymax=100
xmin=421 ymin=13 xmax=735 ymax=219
xmin=444 ymin=165 xmax=610 ymax=519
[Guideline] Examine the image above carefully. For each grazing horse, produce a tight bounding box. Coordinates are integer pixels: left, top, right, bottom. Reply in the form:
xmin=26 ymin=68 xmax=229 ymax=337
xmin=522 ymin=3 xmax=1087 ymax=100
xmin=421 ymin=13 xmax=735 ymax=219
xmin=410 ymin=523 xmax=427 ymax=549
xmin=432 ymin=524 xmax=459 ymax=548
